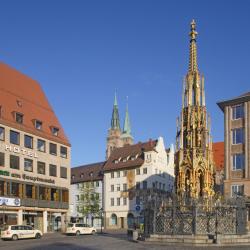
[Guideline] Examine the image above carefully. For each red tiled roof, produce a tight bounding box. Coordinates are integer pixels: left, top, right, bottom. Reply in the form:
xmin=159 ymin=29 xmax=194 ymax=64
xmin=0 ymin=62 xmax=70 ymax=146
xmin=71 ymin=162 xmax=105 ymax=184
xmin=213 ymin=142 xmax=224 ymax=171
xmin=104 ymin=139 xmax=158 ymax=172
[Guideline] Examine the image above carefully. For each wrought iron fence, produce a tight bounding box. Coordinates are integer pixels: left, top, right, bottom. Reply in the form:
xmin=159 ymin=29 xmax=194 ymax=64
xmin=139 ymin=189 xmax=247 ymax=236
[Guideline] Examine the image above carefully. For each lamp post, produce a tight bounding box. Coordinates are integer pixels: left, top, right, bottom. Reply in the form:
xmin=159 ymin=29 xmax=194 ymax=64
xmin=99 ymin=208 xmax=104 ymax=234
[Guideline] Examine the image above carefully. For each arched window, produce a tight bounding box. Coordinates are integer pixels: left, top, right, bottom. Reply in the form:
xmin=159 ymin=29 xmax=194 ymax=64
xmin=127 ymin=213 xmax=134 ymax=228
xmin=110 ymin=213 xmax=117 ymax=226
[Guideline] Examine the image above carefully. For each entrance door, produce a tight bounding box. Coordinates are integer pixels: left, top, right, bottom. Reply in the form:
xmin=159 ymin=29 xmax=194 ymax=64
xmin=121 ymin=217 xmax=124 ymax=228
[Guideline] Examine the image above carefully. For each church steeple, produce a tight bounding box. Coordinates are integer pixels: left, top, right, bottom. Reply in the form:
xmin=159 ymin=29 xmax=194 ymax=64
xmin=188 ymin=20 xmax=198 ymax=73
xmin=106 ymin=92 xmax=123 ymax=159
xmin=111 ymin=92 xmax=121 ymax=130
xmin=121 ymin=98 xmax=133 ymax=145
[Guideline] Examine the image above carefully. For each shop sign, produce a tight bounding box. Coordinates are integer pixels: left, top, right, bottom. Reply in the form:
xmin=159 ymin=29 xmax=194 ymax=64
xmin=4 ymin=144 xmax=38 ymax=158
xmin=0 ymin=170 xmax=55 ymax=184
xmin=0 ymin=197 xmax=21 ymax=207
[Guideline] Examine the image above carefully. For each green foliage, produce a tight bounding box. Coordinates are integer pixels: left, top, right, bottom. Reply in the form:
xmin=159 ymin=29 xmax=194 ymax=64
xmin=77 ymin=181 xmax=100 ymax=217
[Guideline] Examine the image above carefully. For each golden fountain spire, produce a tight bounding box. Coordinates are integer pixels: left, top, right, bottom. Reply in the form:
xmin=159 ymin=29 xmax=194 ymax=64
xmin=188 ymin=19 xmax=198 ymax=73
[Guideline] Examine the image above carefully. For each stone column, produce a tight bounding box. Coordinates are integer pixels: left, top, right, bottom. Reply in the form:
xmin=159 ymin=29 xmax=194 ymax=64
xmin=61 ymin=213 xmax=66 ymax=233
xmin=43 ymin=210 xmax=48 ymax=233
xmin=17 ymin=209 xmax=23 ymax=225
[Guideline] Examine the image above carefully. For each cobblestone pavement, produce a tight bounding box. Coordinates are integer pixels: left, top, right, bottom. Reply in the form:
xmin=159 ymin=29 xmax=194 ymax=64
xmin=0 ymin=230 xmax=250 ymax=250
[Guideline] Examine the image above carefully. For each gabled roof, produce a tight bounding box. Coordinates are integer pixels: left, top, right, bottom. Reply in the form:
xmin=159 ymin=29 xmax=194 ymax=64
xmin=217 ymin=92 xmax=250 ymax=112
xmin=104 ymin=139 xmax=158 ymax=171
xmin=213 ymin=142 xmax=224 ymax=171
xmin=71 ymin=162 xmax=105 ymax=184
xmin=0 ymin=62 xmax=70 ymax=146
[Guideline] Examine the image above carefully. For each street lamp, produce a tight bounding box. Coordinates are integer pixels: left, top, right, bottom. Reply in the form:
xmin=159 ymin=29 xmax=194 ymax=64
xmin=99 ymin=208 xmax=104 ymax=234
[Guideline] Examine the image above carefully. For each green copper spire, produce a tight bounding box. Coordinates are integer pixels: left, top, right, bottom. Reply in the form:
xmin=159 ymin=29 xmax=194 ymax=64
xmin=111 ymin=92 xmax=121 ymax=130
xmin=122 ymin=98 xmax=132 ymax=137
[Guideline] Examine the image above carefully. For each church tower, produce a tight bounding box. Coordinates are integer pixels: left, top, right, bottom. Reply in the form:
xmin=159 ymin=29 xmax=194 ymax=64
xmin=106 ymin=93 xmax=123 ymax=159
xmin=121 ymin=100 xmax=133 ymax=145
xmin=175 ymin=20 xmax=215 ymax=201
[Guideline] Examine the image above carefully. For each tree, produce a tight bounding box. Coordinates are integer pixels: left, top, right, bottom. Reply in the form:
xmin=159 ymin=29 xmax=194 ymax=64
xmin=78 ymin=181 xmax=100 ymax=223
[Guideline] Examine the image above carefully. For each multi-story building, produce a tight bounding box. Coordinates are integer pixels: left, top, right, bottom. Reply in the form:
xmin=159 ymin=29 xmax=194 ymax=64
xmin=0 ymin=63 xmax=71 ymax=233
xmin=217 ymin=92 xmax=250 ymax=198
xmin=70 ymin=162 xmax=104 ymax=228
xmin=103 ymin=137 xmax=174 ymax=229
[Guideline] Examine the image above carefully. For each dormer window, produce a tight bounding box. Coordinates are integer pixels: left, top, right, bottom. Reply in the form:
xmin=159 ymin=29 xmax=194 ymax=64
xmin=80 ymin=173 xmax=84 ymax=178
xmin=15 ymin=112 xmax=23 ymax=124
xmin=71 ymin=175 xmax=75 ymax=179
xmin=51 ymin=127 xmax=59 ymax=136
xmin=89 ymin=172 xmax=93 ymax=177
xmin=35 ymin=120 xmax=42 ymax=130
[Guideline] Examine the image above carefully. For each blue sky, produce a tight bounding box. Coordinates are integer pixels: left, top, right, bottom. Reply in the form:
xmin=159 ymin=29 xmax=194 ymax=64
xmin=0 ymin=0 xmax=249 ymax=167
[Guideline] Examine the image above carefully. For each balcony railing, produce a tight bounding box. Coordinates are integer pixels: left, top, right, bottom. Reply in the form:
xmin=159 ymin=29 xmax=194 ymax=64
xmin=21 ymin=198 xmax=69 ymax=209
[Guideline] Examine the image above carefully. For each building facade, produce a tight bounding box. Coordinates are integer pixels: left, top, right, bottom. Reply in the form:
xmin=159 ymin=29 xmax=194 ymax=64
xmin=0 ymin=63 xmax=71 ymax=233
xmin=175 ymin=20 xmax=215 ymax=201
xmin=70 ymin=162 xmax=104 ymax=228
xmin=217 ymin=92 xmax=250 ymax=198
xmin=103 ymin=137 xmax=174 ymax=229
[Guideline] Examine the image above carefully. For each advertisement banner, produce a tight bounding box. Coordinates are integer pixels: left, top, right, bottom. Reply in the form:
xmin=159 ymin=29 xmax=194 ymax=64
xmin=0 ymin=197 xmax=21 ymax=207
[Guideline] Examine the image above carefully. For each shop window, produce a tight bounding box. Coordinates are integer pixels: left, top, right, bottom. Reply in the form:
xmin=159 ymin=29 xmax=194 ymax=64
xmin=37 ymin=139 xmax=46 ymax=152
xmin=10 ymin=155 xmax=19 ymax=169
xmin=37 ymin=161 xmax=46 ymax=175
xmin=39 ymin=186 xmax=46 ymax=200
xmin=60 ymin=146 xmax=67 ymax=158
xmin=11 ymin=182 xmax=19 ymax=197
xmin=0 ymin=127 xmax=5 ymax=141
xmin=10 ymin=130 xmax=20 ymax=145
xmin=26 ymin=184 xmax=33 ymax=198
xmin=24 ymin=135 xmax=33 ymax=149
xmin=60 ymin=166 xmax=67 ymax=179
xmin=49 ymin=164 xmax=57 ymax=177
xmin=0 ymin=152 xmax=4 ymax=167
xmin=49 ymin=143 xmax=57 ymax=156
xmin=24 ymin=158 xmax=33 ymax=172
